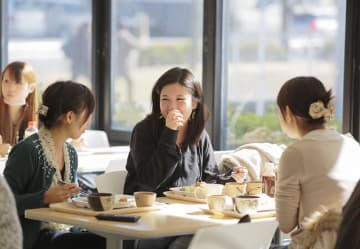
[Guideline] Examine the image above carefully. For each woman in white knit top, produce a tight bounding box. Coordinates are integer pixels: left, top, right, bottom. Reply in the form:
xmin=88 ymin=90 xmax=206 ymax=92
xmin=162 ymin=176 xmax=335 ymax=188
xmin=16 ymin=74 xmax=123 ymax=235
xmin=275 ymin=77 xmax=360 ymax=248
xmin=0 ymin=175 xmax=22 ymax=249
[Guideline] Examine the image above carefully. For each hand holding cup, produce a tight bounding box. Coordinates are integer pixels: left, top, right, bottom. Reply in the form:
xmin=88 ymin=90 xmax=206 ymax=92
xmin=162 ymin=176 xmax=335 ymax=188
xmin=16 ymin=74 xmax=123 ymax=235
xmin=231 ymin=166 xmax=248 ymax=183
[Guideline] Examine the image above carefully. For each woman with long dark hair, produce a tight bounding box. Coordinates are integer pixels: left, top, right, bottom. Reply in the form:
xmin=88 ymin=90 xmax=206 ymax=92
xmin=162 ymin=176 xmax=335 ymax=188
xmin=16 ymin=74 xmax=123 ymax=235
xmin=124 ymin=67 xmax=246 ymax=196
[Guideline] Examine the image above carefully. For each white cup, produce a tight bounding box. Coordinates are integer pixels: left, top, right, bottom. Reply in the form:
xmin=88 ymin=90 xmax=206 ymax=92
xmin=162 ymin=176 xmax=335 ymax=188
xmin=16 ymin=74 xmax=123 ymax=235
xmin=134 ymin=192 xmax=156 ymax=207
xmin=233 ymin=195 xmax=260 ymax=214
xmin=208 ymin=195 xmax=226 ymax=211
xmin=194 ymin=183 xmax=224 ymax=199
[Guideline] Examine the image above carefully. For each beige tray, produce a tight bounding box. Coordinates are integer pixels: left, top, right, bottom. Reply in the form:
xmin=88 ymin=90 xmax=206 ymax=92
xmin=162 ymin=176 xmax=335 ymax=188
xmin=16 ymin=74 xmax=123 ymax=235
xmin=72 ymin=195 xmax=135 ymax=209
xmin=201 ymin=208 xmax=276 ymax=219
xmin=50 ymin=202 xmax=159 ymax=216
xmin=163 ymin=191 xmax=207 ymax=203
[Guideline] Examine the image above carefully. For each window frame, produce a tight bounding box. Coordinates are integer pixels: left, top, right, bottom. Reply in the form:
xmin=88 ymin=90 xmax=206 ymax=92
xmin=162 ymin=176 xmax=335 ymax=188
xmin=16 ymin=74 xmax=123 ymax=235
xmin=1 ymin=0 xmax=359 ymax=146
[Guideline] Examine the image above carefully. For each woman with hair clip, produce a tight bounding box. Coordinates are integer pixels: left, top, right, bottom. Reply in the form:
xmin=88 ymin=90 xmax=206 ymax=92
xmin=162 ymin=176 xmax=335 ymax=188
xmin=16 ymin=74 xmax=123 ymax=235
xmin=124 ymin=67 xmax=247 ymax=249
xmin=0 ymin=61 xmax=37 ymax=156
xmin=274 ymin=76 xmax=360 ymax=249
xmin=4 ymin=81 xmax=105 ymax=249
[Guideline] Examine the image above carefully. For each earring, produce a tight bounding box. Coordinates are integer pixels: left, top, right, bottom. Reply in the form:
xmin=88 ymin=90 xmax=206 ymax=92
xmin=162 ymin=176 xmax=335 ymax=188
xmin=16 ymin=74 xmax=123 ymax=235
xmin=159 ymin=114 xmax=163 ymax=119
xmin=191 ymin=111 xmax=196 ymax=120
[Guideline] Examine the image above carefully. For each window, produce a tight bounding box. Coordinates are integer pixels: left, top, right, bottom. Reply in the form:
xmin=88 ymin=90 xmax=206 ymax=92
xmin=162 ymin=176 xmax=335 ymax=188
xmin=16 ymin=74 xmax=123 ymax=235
xmin=223 ymin=0 xmax=346 ymax=148
xmin=111 ymin=0 xmax=203 ymax=131
xmin=7 ymin=0 xmax=92 ymax=92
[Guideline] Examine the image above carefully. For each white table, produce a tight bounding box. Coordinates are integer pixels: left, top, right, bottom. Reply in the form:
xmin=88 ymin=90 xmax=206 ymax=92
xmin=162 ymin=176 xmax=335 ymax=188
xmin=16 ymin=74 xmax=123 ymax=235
xmin=25 ymin=198 xmax=275 ymax=249
xmin=77 ymin=146 xmax=129 ymax=173
xmin=0 ymin=146 xmax=130 ymax=175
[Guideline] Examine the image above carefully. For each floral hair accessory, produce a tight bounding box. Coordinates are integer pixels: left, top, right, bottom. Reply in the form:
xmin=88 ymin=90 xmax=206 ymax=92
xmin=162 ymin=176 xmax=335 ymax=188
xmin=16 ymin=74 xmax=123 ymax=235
xmin=309 ymin=101 xmax=336 ymax=121
xmin=38 ymin=104 xmax=49 ymax=117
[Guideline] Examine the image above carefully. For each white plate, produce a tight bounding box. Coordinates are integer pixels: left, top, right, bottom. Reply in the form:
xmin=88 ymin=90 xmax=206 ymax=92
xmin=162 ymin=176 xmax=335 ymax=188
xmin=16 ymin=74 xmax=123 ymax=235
xmin=169 ymin=187 xmax=196 ymax=198
xmin=72 ymin=194 xmax=135 ymax=209
xmin=163 ymin=191 xmax=207 ymax=203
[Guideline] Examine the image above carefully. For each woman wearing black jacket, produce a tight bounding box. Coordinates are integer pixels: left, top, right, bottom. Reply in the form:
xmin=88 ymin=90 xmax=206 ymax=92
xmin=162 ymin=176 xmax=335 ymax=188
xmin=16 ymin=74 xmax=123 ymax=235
xmin=123 ymin=67 xmax=247 ymax=249
xmin=124 ymin=67 xmax=246 ymax=196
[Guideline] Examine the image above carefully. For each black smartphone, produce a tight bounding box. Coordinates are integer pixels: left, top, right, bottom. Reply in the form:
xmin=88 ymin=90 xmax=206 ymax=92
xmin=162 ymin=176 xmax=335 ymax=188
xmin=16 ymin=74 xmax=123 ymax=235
xmin=95 ymin=214 xmax=141 ymax=223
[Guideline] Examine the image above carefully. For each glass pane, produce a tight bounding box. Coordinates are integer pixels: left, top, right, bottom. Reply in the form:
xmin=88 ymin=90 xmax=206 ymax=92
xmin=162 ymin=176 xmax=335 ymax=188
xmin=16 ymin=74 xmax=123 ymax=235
xmin=224 ymin=0 xmax=345 ymax=148
xmin=7 ymin=0 xmax=92 ymax=92
xmin=112 ymin=0 xmax=203 ymax=131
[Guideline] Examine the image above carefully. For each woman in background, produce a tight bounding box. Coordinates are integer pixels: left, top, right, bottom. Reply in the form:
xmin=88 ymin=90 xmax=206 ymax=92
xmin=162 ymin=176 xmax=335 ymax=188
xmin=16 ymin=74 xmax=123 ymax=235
xmin=4 ymin=81 xmax=105 ymax=249
xmin=0 ymin=61 xmax=37 ymax=156
xmin=275 ymin=76 xmax=360 ymax=248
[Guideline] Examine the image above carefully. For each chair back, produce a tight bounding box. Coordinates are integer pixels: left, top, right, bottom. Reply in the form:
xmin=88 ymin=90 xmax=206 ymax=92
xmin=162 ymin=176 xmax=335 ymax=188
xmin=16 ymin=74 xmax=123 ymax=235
xmin=83 ymin=130 xmax=110 ymax=148
xmin=188 ymin=219 xmax=278 ymax=249
xmin=95 ymin=170 xmax=127 ymax=194
xmin=106 ymin=156 xmax=129 ymax=173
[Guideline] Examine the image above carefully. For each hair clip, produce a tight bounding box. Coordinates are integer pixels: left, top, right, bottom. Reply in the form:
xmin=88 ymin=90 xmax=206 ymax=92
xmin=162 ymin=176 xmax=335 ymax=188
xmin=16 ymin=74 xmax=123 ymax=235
xmin=309 ymin=101 xmax=336 ymax=121
xmin=39 ymin=104 xmax=49 ymax=117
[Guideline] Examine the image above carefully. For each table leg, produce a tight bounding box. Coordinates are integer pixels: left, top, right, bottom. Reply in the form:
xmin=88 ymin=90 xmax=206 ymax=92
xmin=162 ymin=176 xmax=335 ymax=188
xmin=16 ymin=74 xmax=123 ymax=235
xmin=106 ymin=235 xmax=123 ymax=249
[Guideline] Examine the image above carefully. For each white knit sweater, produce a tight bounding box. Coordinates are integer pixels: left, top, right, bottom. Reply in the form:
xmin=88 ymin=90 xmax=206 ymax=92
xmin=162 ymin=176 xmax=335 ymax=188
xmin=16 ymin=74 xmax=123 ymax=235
xmin=0 ymin=175 xmax=22 ymax=249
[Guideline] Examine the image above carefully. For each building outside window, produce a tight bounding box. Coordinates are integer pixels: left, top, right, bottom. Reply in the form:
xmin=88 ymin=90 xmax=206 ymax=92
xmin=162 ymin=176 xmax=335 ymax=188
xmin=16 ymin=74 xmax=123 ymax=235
xmin=111 ymin=0 xmax=203 ymax=131
xmin=223 ymin=0 xmax=345 ymax=148
xmin=7 ymin=0 xmax=92 ymax=92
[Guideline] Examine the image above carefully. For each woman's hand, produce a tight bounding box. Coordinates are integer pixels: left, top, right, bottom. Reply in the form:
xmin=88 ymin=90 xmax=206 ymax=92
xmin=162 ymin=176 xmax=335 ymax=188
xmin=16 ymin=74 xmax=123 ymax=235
xmin=43 ymin=183 xmax=80 ymax=204
xmin=0 ymin=143 xmax=11 ymax=157
xmin=165 ymin=109 xmax=185 ymax=130
xmin=231 ymin=166 xmax=248 ymax=183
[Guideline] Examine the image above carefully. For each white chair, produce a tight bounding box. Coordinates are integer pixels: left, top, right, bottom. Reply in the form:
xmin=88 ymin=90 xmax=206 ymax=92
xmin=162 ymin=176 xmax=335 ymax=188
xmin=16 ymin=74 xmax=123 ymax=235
xmin=95 ymin=170 xmax=127 ymax=194
xmin=188 ymin=219 xmax=278 ymax=249
xmin=105 ymin=157 xmax=129 ymax=173
xmin=82 ymin=129 xmax=110 ymax=148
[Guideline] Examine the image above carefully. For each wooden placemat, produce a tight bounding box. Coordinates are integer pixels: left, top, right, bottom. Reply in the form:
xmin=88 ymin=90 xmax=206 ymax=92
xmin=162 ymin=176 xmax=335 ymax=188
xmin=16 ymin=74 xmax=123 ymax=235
xmin=201 ymin=208 xmax=275 ymax=219
xmin=49 ymin=202 xmax=159 ymax=216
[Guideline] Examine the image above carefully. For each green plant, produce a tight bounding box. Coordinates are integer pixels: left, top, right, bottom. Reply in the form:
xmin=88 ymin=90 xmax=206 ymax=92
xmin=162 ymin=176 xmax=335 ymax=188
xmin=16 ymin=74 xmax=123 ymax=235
xmin=226 ymin=102 xmax=342 ymax=149
xmin=227 ymin=103 xmax=291 ymax=148
xmin=139 ymin=42 xmax=192 ymax=66
xmin=112 ymin=102 xmax=146 ymax=130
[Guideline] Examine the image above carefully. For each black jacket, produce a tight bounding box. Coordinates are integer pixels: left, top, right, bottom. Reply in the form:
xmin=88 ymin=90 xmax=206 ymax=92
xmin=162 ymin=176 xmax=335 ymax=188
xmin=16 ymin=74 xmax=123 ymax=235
xmin=124 ymin=116 xmax=219 ymax=196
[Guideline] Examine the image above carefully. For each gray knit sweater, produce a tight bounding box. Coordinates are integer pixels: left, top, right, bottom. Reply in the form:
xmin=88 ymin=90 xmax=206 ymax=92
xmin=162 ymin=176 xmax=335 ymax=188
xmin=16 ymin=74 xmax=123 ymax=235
xmin=0 ymin=175 xmax=22 ymax=249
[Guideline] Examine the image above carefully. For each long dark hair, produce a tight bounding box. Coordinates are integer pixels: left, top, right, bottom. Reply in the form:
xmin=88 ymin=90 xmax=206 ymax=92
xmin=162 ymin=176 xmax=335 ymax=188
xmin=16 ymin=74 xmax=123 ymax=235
xmin=39 ymin=81 xmax=95 ymax=129
xmin=277 ymin=76 xmax=333 ymax=125
xmin=149 ymin=67 xmax=209 ymax=148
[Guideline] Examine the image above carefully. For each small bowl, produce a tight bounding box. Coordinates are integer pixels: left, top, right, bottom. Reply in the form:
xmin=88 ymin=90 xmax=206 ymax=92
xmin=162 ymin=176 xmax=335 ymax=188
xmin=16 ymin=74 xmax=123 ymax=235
xmin=223 ymin=182 xmax=247 ymax=197
xmin=87 ymin=193 xmax=114 ymax=211
xmin=134 ymin=192 xmax=156 ymax=207
xmin=207 ymin=194 xmax=226 ymax=211
xmin=233 ymin=195 xmax=260 ymax=214
xmin=194 ymin=183 xmax=224 ymax=199
xmin=246 ymin=181 xmax=263 ymax=195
